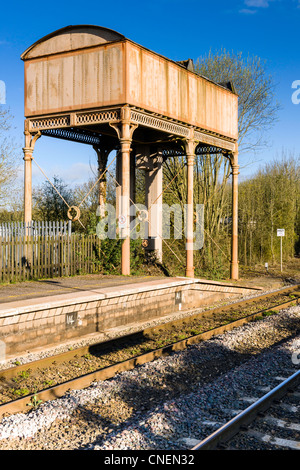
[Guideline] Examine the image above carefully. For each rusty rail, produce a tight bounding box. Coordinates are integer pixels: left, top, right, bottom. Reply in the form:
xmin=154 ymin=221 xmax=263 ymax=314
xmin=192 ymin=370 xmax=300 ymax=450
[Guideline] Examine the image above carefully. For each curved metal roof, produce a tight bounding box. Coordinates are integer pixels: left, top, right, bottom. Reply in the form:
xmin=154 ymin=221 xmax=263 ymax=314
xmin=21 ymin=24 xmax=126 ymax=60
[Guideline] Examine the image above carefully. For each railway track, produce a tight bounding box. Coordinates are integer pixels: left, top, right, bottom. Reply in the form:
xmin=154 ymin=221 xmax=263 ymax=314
xmin=0 ymin=284 xmax=299 ymax=419
xmin=192 ymin=369 xmax=300 ymax=450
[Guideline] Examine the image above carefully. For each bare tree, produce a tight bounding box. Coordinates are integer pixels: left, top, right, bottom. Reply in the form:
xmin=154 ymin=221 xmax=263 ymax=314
xmin=0 ymin=107 xmax=21 ymax=210
xmin=33 ymin=176 xmax=73 ymax=221
xmin=163 ymin=50 xmax=280 ymax=276
xmin=195 ymin=49 xmax=280 ymax=153
xmin=239 ymin=152 xmax=300 ymax=265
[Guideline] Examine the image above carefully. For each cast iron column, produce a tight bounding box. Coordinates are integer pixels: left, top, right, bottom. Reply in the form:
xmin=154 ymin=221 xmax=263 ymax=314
xmin=230 ymin=150 xmax=239 ymax=280
xmin=110 ymin=107 xmax=137 ymax=276
xmin=120 ymin=134 xmax=131 ymax=275
xmin=185 ymin=134 xmax=196 ymax=278
xmin=23 ymin=130 xmax=40 ymax=225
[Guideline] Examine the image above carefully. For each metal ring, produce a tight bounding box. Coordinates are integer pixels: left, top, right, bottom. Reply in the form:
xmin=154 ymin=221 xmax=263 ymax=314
xmin=138 ymin=210 xmax=148 ymax=222
xmin=67 ymin=206 xmax=81 ymax=221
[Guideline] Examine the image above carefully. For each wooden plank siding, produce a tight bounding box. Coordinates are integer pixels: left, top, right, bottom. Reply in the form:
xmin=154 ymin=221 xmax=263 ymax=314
xmin=22 ymin=26 xmax=238 ymax=141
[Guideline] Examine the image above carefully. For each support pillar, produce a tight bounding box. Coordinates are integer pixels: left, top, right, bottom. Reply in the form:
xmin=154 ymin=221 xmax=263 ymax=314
xmin=110 ymin=107 xmax=137 ymax=275
xmin=23 ymin=148 xmax=33 ymax=225
xmin=130 ymin=151 xmax=136 ymax=211
xmin=185 ymin=133 xmax=196 ymax=278
xmin=145 ymin=150 xmax=163 ymax=263
xmin=23 ymin=131 xmax=41 ymax=224
xmin=230 ymin=150 xmax=239 ymax=280
xmin=93 ymin=142 xmax=113 ymax=218
xmin=116 ymin=150 xmax=122 ymax=221
xmin=120 ymin=136 xmax=131 ymax=276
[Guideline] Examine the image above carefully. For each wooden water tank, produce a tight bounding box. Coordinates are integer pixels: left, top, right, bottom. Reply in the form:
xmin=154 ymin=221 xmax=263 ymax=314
xmin=21 ymin=25 xmax=238 ymax=141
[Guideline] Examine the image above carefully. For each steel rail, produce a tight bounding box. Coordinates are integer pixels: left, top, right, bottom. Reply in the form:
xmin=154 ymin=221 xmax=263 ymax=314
xmin=0 ymin=285 xmax=298 ymax=418
xmin=192 ymin=370 xmax=300 ymax=450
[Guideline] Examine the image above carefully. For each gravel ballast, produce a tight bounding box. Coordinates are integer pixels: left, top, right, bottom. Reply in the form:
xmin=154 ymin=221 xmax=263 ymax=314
xmin=0 ymin=304 xmax=298 ymax=450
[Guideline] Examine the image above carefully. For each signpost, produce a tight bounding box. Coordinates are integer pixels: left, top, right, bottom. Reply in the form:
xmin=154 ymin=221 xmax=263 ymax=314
xmin=277 ymin=229 xmax=285 ymax=272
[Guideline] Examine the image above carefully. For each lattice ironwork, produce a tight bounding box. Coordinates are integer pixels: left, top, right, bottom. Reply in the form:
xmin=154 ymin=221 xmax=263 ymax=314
xmin=27 ymin=105 xmax=236 ymax=155
xmin=162 ymin=145 xmax=226 ymax=157
xmin=41 ymin=127 xmax=102 ymax=146
xmin=130 ymin=109 xmax=190 ymax=138
xmin=194 ymin=130 xmax=235 ymax=152
xmin=161 ymin=148 xmax=184 ymax=158
xmin=196 ymin=145 xmax=225 ymax=155
xmin=29 ymin=115 xmax=70 ymax=131
xmin=76 ymin=110 xmax=120 ymax=125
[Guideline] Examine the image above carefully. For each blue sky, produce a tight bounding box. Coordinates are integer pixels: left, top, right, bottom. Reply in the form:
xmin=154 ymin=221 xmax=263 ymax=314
xmin=0 ymin=0 xmax=300 ymax=190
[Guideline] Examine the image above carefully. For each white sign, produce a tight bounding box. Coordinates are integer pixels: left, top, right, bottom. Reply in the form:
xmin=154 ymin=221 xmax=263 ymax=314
xmin=118 ymin=215 xmax=126 ymax=228
xmin=277 ymin=229 xmax=285 ymax=237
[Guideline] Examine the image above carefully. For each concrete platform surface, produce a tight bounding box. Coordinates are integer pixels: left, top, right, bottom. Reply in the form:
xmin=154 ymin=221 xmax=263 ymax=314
xmin=0 ymin=275 xmax=260 ymax=316
xmin=0 ymin=275 xmax=165 ymax=304
xmin=0 ymin=274 xmax=265 ymax=308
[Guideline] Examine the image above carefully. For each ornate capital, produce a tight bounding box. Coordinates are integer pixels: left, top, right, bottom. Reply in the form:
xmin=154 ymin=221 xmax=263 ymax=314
xmin=109 ymin=119 xmax=138 ymax=143
xmin=186 ymin=153 xmax=195 ymax=166
xmin=184 ymin=127 xmax=197 ymax=159
xmin=23 ymin=130 xmax=41 ymax=152
xmin=231 ymin=164 xmax=239 ymax=175
xmin=119 ymin=138 xmax=132 ymax=154
xmin=22 ymin=147 xmax=34 ymax=161
xmin=228 ymin=143 xmax=239 ymax=167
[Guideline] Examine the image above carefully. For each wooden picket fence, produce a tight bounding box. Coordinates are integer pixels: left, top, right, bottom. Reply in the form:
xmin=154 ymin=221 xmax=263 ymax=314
xmin=0 ymin=220 xmax=72 ymax=240
xmin=0 ymin=233 xmax=104 ymax=283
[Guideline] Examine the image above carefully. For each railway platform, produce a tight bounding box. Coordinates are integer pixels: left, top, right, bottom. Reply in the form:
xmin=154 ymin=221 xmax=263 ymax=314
xmin=0 ymin=274 xmax=278 ymax=358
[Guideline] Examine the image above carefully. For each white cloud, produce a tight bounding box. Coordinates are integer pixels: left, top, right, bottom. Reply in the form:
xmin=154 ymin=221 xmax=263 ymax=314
xmin=244 ymin=0 xmax=270 ymax=7
xmin=239 ymin=7 xmax=258 ymax=13
xmin=240 ymin=0 xmax=277 ymax=13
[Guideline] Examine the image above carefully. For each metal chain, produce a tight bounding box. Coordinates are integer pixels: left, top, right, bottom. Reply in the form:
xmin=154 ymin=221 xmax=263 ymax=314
xmin=32 ymin=158 xmax=86 ymax=229
xmin=33 ymin=152 xmax=117 ymax=228
xmin=78 ymin=152 xmax=118 ymax=208
xmin=203 ymin=228 xmax=231 ymax=262
xmin=32 ymin=158 xmax=71 ymax=209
